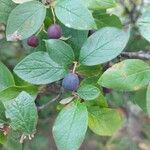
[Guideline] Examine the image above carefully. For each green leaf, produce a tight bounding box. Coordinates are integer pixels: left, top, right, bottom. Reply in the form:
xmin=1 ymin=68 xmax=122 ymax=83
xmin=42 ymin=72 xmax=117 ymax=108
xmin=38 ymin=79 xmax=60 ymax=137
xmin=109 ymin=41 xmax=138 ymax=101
xmin=45 ymin=39 xmax=75 ymax=66
xmin=0 ymin=132 xmax=7 ymax=144
xmin=97 ymin=95 xmax=108 ymax=108
xmin=79 ymin=27 xmax=130 ymax=66
xmin=6 ymin=1 xmax=46 ymax=41
xmin=146 ymin=83 xmax=150 ymax=115
xmin=0 ymin=101 xmax=7 ymax=123
xmin=85 ymin=95 xmax=108 ymax=108
xmin=98 ymin=59 xmax=150 ymax=91
xmin=137 ymin=9 xmax=150 ymax=42
xmin=0 ymin=0 xmax=16 ymax=24
xmin=125 ymin=27 xmax=150 ymax=52
xmin=106 ymin=91 xmax=124 ymax=107
xmin=77 ymin=65 xmax=102 ymax=77
xmin=93 ymin=13 xmax=122 ymax=29
xmin=23 ymin=134 xmax=50 ymax=150
xmin=88 ymin=107 xmax=122 ymax=136
xmin=95 ymin=0 xmax=116 ymax=9
xmin=0 ymin=86 xmax=38 ymax=107
xmin=132 ymin=88 xmax=147 ymax=113
xmin=5 ymin=91 xmax=38 ymax=134
xmin=80 ymin=75 xmax=100 ymax=86
xmin=77 ymin=85 xmax=100 ymax=100
xmin=0 ymin=61 xmax=15 ymax=92
xmin=14 ymin=52 xmax=67 ymax=85
xmin=53 ymin=102 xmax=88 ymax=150
xmin=83 ymin=0 xmax=116 ymax=10
xmin=13 ymin=73 xmax=32 ymax=87
xmin=55 ymin=0 xmax=96 ymax=30
xmin=61 ymin=25 xmax=88 ymax=59
xmin=3 ymin=130 xmax=22 ymax=150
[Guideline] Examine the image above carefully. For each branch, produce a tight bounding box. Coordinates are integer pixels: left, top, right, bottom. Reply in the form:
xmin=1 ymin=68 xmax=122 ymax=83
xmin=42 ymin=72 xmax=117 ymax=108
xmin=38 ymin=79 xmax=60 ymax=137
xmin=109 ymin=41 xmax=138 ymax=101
xmin=37 ymin=93 xmax=61 ymax=111
xmin=121 ymin=51 xmax=150 ymax=60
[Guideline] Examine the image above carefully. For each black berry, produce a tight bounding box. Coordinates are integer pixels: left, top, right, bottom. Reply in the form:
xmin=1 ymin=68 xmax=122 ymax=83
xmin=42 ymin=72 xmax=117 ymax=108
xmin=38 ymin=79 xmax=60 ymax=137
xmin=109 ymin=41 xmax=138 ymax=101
xmin=47 ymin=24 xmax=62 ymax=39
xmin=27 ymin=35 xmax=39 ymax=47
xmin=62 ymin=73 xmax=79 ymax=91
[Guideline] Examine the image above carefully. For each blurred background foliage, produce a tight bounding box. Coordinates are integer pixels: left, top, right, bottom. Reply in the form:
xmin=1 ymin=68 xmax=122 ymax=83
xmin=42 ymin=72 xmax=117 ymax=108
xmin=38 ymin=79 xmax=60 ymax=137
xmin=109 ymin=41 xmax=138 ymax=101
xmin=0 ymin=0 xmax=150 ymax=150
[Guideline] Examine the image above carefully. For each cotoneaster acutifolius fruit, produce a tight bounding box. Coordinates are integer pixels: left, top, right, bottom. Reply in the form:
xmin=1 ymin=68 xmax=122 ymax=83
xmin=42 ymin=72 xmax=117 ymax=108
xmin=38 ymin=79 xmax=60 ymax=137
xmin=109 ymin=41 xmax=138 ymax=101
xmin=47 ymin=24 xmax=62 ymax=39
xmin=27 ymin=35 xmax=39 ymax=47
xmin=62 ymin=73 xmax=79 ymax=91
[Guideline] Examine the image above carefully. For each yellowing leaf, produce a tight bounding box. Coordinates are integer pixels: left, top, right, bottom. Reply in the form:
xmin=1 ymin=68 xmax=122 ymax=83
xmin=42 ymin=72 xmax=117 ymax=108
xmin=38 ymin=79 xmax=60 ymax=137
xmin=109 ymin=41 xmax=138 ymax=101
xmin=99 ymin=59 xmax=150 ymax=91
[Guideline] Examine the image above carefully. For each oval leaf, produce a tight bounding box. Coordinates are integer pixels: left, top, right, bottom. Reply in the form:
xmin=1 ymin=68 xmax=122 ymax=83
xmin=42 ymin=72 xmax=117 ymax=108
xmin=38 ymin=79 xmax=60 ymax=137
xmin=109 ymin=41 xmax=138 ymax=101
xmin=77 ymin=65 xmax=102 ymax=77
xmin=83 ymin=0 xmax=116 ymax=10
xmin=62 ymin=25 xmax=88 ymax=58
xmin=6 ymin=1 xmax=46 ymax=41
xmin=137 ymin=9 xmax=150 ymax=42
xmin=14 ymin=52 xmax=67 ymax=85
xmin=55 ymin=0 xmax=96 ymax=30
xmin=0 ymin=62 xmax=15 ymax=92
xmin=95 ymin=0 xmax=116 ymax=9
xmin=77 ymin=85 xmax=100 ymax=100
xmin=5 ymin=91 xmax=38 ymax=134
xmin=133 ymin=88 xmax=147 ymax=113
xmin=0 ymin=0 xmax=16 ymax=24
xmin=53 ymin=102 xmax=88 ymax=150
xmin=45 ymin=39 xmax=75 ymax=66
xmin=79 ymin=27 xmax=130 ymax=66
xmin=93 ymin=13 xmax=122 ymax=29
xmin=0 ymin=86 xmax=38 ymax=106
xmin=88 ymin=107 xmax=122 ymax=136
xmin=98 ymin=59 xmax=150 ymax=91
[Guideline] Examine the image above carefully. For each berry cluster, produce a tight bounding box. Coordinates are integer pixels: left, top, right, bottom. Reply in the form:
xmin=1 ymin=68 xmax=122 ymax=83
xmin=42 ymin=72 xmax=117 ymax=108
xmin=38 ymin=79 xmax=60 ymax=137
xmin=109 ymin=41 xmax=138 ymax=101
xmin=27 ymin=24 xmax=62 ymax=47
xmin=27 ymin=27 xmax=112 ymax=93
xmin=27 ymin=24 xmax=80 ymax=91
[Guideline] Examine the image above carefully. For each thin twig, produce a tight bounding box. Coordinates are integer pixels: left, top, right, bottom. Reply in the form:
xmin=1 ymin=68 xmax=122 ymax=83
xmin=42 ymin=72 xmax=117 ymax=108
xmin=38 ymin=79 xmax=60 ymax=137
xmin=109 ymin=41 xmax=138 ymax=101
xmin=121 ymin=51 xmax=150 ymax=60
xmin=37 ymin=93 xmax=61 ymax=111
xmin=72 ymin=62 xmax=78 ymax=74
xmin=51 ymin=7 xmax=56 ymax=24
xmin=35 ymin=24 xmax=44 ymax=36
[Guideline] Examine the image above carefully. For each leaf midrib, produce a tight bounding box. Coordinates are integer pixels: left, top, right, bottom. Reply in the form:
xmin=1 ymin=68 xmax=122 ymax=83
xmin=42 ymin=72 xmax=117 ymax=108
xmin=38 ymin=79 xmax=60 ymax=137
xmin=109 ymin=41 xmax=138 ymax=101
xmin=80 ymin=32 xmax=121 ymax=63
xmin=57 ymin=2 xmax=93 ymax=26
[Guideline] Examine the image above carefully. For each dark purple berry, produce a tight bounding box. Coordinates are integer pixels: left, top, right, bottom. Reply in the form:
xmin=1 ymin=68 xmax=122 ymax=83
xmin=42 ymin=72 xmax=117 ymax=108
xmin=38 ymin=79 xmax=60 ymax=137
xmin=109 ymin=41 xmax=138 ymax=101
xmin=27 ymin=35 xmax=39 ymax=47
xmin=47 ymin=24 xmax=62 ymax=39
xmin=62 ymin=73 xmax=79 ymax=91
xmin=103 ymin=87 xmax=112 ymax=94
